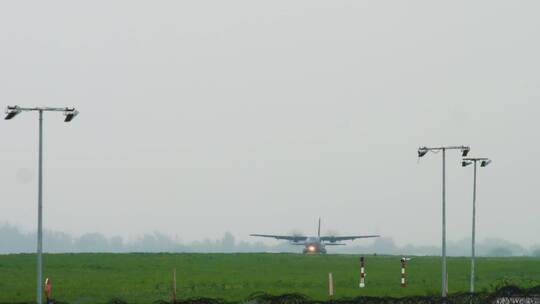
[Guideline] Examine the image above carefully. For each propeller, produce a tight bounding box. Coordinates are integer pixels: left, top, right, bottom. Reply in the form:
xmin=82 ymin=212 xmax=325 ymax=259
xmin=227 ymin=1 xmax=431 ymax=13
xmin=325 ymin=230 xmax=339 ymax=243
xmin=290 ymin=230 xmax=304 ymax=243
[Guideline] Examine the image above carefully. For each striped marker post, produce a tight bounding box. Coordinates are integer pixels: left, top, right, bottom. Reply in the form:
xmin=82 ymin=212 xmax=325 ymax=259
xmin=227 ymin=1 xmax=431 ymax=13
xmin=359 ymin=256 xmax=366 ymax=288
xmin=400 ymin=258 xmax=407 ymax=287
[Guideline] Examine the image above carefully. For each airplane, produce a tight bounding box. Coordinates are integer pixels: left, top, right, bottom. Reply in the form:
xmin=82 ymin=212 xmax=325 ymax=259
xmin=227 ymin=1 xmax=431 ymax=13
xmin=250 ymin=218 xmax=380 ymax=254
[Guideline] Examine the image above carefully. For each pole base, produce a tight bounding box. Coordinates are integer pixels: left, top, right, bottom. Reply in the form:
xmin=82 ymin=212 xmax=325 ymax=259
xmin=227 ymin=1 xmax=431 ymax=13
xmin=400 ymin=283 xmax=407 ymax=287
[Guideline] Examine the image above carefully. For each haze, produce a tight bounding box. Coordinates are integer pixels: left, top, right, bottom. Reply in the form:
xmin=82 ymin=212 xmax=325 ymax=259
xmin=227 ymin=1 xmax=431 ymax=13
xmin=1 ymin=1 xmax=538 ymax=250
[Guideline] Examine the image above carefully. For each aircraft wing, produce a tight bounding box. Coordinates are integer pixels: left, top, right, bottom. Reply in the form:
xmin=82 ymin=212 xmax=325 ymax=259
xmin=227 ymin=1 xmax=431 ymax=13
xmin=321 ymin=235 xmax=380 ymax=242
xmin=250 ymin=234 xmax=307 ymax=242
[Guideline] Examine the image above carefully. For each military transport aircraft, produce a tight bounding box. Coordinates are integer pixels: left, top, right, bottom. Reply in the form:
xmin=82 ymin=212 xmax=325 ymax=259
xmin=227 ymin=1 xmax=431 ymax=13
xmin=250 ymin=218 xmax=380 ymax=254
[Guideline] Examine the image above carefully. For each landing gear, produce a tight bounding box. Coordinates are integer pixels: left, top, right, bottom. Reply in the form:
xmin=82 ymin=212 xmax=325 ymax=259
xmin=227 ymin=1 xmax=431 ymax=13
xmin=302 ymin=248 xmax=326 ymax=254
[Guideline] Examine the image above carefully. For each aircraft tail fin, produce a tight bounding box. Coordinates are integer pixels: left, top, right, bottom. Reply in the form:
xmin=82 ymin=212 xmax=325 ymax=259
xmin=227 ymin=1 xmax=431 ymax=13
xmin=318 ymin=218 xmax=321 ymax=238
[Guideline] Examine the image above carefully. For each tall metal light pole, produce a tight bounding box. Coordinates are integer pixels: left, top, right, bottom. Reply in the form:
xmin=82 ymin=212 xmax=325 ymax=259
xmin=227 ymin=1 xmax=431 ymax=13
xmin=462 ymin=157 xmax=491 ymax=294
xmin=418 ymin=145 xmax=470 ymax=297
xmin=5 ymin=106 xmax=78 ymax=304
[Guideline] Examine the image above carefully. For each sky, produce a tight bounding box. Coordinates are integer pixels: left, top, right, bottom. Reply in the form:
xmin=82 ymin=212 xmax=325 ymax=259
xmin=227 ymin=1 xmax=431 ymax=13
xmin=1 ymin=1 xmax=539 ymax=248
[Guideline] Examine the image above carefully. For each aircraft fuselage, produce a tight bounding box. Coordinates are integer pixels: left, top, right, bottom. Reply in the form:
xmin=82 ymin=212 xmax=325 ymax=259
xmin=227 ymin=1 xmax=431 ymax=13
xmin=302 ymin=237 xmax=327 ymax=254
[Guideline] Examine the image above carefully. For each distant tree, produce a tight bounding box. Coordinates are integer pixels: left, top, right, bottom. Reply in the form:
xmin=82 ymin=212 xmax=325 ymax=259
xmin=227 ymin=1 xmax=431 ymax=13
xmin=479 ymin=238 xmax=526 ymax=256
xmin=109 ymin=236 xmax=125 ymax=252
xmin=221 ymin=232 xmax=235 ymax=252
xmin=44 ymin=230 xmax=73 ymax=253
xmin=75 ymin=233 xmax=109 ymax=252
xmin=0 ymin=224 xmax=33 ymax=253
xmin=487 ymin=247 xmax=513 ymax=257
xmin=532 ymin=248 xmax=540 ymax=257
xmin=134 ymin=232 xmax=177 ymax=252
xmin=372 ymin=237 xmax=398 ymax=255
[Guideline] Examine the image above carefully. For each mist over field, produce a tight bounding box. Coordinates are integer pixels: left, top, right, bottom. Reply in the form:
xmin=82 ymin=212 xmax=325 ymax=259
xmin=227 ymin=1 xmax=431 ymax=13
xmin=1 ymin=1 xmax=540 ymax=252
xmin=2 ymin=225 xmax=539 ymax=257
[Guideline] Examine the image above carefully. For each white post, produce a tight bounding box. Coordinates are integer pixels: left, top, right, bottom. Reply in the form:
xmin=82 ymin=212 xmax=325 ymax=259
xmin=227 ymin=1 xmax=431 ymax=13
xmin=446 ymin=272 xmax=449 ymax=296
xmin=173 ymin=268 xmax=177 ymax=302
xmin=328 ymin=272 xmax=334 ymax=299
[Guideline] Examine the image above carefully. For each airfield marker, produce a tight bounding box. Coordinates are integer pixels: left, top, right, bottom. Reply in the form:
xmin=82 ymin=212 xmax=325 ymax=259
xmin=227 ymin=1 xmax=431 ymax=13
xmin=400 ymin=258 xmax=407 ymax=287
xmin=172 ymin=268 xmax=177 ymax=303
xmin=446 ymin=272 xmax=449 ymax=296
xmin=359 ymin=256 xmax=366 ymax=288
xmin=328 ymin=272 xmax=334 ymax=301
xmin=45 ymin=278 xmax=51 ymax=304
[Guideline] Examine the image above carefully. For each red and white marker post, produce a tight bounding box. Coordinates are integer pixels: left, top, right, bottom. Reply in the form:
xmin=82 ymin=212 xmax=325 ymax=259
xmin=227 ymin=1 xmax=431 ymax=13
xmin=359 ymin=256 xmax=366 ymax=288
xmin=45 ymin=278 xmax=52 ymax=303
xmin=400 ymin=258 xmax=407 ymax=287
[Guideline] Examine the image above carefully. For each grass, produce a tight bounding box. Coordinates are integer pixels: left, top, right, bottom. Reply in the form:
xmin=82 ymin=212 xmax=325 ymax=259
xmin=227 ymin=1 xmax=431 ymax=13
xmin=0 ymin=253 xmax=539 ymax=303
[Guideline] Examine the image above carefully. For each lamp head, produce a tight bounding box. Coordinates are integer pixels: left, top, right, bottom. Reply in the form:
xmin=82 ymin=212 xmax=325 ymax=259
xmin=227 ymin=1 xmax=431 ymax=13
xmin=64 ymin=109 xmax=79 ymax=122
xmin=481 ymin=159 xmax=492 ymax=167
xmin=462 ymin=160 xmax=472 ymax=167
xmin=418 ymin=147 xmax=428 ymax=157
xmin=5 ymin=106 xmax=21 ymax=120
xmin=461 ymin=147 xmax=470 ymax=157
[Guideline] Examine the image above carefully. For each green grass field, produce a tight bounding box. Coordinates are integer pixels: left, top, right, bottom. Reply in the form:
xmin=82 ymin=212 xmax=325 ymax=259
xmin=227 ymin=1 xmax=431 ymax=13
xmin=0 ymin=253 xmax=539 ymax=303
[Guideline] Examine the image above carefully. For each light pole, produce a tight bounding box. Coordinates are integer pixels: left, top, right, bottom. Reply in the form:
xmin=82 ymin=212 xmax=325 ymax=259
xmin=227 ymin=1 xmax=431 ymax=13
xmin=462 ymin=157 xmax=491 ymax=294
xmin=5 ymin=106 xmax=78 ymax=304
xmin=418 ymin=145 xmax=470 ymax=297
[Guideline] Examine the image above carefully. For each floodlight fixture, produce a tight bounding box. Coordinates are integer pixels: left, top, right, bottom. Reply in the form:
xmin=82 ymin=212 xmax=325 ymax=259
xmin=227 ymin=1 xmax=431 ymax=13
xmin=4 ymin=105 xmax=78 ymax=304
xmin=417 ymin=144 xmax=470 ymax=297
xmin=5 ymin=106 xmax=21 ymax=120
xmin=461 ymin=156 xmax=491 ymax=294
xmin=462 ymin=161 xmax=472 ymax=167
xmin=64 ymin=109 xmax=79 ymax=122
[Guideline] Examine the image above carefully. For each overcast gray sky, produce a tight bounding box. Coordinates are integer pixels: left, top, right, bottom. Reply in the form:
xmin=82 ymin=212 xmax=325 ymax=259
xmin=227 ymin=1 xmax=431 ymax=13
xmin=1 ymin=1 xmax=538 ymax=248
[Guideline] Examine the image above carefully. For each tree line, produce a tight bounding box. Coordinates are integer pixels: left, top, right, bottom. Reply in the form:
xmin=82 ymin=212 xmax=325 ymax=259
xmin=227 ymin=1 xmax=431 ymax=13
xmin=1 ymin=224 xmax=539 ymax=256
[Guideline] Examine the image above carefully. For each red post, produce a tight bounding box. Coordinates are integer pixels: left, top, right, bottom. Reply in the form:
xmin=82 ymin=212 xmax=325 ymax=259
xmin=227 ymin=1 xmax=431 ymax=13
xmin=45 ymin=278 xmax=51 ymax=304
